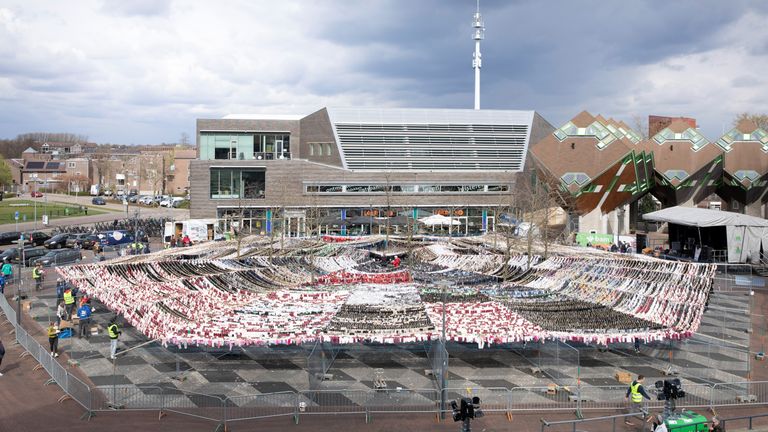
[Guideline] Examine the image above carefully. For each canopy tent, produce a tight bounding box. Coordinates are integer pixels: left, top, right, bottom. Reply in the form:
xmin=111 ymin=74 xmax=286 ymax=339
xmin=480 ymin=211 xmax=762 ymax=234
xmin=643 ymin=206 xmax=768 ymax=263
xmin=419 ymin=214 xmax=462 ymax=226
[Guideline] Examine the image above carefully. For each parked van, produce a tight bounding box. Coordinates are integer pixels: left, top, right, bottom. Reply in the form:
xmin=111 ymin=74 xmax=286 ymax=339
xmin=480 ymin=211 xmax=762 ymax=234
xmin=163 ymin=219 xmax=218 ymax=246
xmin=98 ymin=230 xmax=135 ymax=247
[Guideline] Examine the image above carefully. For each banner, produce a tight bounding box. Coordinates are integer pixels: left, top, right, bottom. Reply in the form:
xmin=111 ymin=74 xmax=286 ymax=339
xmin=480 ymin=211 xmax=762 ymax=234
xmin=575 ymin=232 xmax=613 ymax=246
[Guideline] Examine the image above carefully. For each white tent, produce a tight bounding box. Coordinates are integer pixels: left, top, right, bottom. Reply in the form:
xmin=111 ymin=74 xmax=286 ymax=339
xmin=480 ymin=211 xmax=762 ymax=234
xmin=643 ymin=206 xmax=768 ymax=263
xmin=418 ymin=214 xmax=461 ymax=226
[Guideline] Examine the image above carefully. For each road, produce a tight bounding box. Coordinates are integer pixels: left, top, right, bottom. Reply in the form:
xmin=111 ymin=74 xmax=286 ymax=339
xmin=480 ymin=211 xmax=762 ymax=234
xmin=0 ymin=194 xmax=189 ymax=232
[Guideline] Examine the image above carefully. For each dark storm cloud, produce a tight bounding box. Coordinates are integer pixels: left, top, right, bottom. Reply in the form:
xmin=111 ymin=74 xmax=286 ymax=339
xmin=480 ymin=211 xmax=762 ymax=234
xmin=310 ymin=0 xmax=765 ymax=122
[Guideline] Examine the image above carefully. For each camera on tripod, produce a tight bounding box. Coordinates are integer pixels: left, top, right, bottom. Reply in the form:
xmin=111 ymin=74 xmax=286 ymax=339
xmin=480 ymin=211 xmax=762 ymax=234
xmin=451 ymin=396 xmax=483 ymax=430
xmin=655 ymin=378 xmax=685 ymax=401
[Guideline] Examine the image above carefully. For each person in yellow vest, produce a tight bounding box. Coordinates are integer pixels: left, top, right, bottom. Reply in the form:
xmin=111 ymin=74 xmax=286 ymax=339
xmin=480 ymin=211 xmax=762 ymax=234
xmin=108 ymin=317 xmax=121 ymax=360
xmin=32 ymin=262 xmax=44 ymax=291
xmin=47 ymin=322 xmax=60 ymax=357
xmin=624 ymin=374 xmax=651 ymax=426
xmin=63 ymin=287 xmax=76 ymax=320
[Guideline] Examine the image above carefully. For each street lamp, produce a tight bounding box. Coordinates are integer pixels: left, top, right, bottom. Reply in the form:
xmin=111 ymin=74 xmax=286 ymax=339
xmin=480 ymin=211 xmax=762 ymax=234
xmin=435 ymin=279 xmax=453 ymax=420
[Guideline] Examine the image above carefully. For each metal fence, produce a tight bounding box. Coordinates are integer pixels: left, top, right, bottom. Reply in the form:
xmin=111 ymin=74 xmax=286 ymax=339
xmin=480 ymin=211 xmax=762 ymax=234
xmin=3 ymin=293 xmax=768 ymax=428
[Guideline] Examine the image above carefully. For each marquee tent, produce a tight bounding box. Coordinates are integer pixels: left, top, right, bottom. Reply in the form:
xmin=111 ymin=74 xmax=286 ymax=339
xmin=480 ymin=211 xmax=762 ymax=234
xmin=643 ymin=206 xmax=768 ymax=263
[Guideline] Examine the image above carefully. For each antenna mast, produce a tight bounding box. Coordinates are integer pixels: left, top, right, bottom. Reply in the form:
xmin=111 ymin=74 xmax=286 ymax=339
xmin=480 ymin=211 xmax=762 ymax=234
xmin=472 ymin=0 xmax=484 ymax=110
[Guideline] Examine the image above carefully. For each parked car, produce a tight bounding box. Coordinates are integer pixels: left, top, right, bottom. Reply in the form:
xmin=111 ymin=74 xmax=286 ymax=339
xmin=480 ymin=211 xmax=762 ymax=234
xmin=159 ymin=198 xmax=172 ymax=207
xmin=30 ymin=191 xmax=43 ymax=198
xmin=23 ymin=231 xmax=51 ymax=246
xmin=80 ymin=235 xmax=102 ymax=250
xmin=103 ymin=190 xmax=113 ymax=196
xmin=0 ymin=231 xmax=22 ymax=246
xmin=138 ymin=196 xmax=154 ymax=205
xmin=0 ymin=248 xmax=16 ymax=263
xmin=30 ymin=249 xmax=82 ymax=267
xmin=92 ymin=197 xmax=106 ymax=205
xmin=171 ymin=198 xmax=187 ymax=208
xmin=0 ymin=247 xmax=50 ymax=266
xmin=116 ymin=190 xmax=126 ymax=198
xmin=43 ymin=233 xmax=70 ymax=249
xmin=65 ymin=233 xmax=92 ymax=248
xmin=127 ymin=195 xmax=139 ymax=203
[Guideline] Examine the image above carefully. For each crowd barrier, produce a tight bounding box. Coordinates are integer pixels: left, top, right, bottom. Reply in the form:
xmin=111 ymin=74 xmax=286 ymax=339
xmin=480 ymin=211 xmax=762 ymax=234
xmin=2 ymin=293 xmax=768 ymax=429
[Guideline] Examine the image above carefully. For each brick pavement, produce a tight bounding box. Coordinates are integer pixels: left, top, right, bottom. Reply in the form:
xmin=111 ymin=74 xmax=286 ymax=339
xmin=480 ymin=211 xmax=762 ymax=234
xmin=2 ymin=282 xmax=768 ymax=431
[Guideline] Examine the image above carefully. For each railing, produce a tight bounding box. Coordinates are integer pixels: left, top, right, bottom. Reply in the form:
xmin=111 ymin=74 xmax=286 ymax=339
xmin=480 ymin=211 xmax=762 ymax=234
xmin=3 ymin=292 xmax=768 ymax=428
xmin=541 ymin=410 xmax=648 ymax=432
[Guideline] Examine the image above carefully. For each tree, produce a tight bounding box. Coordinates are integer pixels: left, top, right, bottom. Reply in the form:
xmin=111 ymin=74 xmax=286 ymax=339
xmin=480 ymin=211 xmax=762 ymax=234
xmin=0 ymin=155 xmax=12 ymax=192
xmin=733 ymin=112 xmax=768 ymax=130
xmin=632 ymin=115 xmax=650 ymax=140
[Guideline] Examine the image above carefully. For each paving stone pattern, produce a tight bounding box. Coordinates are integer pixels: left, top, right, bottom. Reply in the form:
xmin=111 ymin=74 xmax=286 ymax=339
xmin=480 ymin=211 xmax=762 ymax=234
xmin=24 ymin=290 xmax=751 ymax=408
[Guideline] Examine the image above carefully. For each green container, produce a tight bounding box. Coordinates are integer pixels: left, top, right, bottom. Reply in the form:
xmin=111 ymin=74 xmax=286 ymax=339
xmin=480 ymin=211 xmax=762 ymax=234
xmin=666 ymin=410 xmax=708 ymax=432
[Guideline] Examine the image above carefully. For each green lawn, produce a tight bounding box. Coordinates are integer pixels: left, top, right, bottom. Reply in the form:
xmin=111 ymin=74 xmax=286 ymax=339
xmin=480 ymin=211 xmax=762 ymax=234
xmin=0 ymin=199 xmax=106 ymax=224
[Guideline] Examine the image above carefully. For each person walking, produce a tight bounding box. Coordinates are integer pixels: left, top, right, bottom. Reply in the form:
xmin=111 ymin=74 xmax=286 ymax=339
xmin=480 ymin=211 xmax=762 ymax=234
xmin=0 ymin=339 xmax=5 ymax=376
xmin=47 ymin=322 xmax=60 ymax=357
xmin=392 ymin=256 xmax=401 ymax=268
xmin=56 ymin=302 xmax=66 ymax=327
xmin=55 ymin=278 xmax=66 ymax=305
xmin=625 ymin=374 xmax=651 ymax=426
xmin=32 ymin=262 xmax=44 ymax=291
xmin=63 ymin=286 xmax=76 ymax=320
xmin=108 ymin=317 xmax=121 ymax=359
xmin=0 ymin=273 xmax=5 ymax=295
xmin=77 ymin=301 xmax=92 ymax=339
xmin=1 ymin=261 xmax=12 ymax=284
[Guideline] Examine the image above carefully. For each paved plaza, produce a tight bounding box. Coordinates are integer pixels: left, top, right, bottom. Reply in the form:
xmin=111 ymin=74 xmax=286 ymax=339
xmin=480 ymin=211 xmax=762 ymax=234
xmin=20 ymin=281 xmax=752 ymax=407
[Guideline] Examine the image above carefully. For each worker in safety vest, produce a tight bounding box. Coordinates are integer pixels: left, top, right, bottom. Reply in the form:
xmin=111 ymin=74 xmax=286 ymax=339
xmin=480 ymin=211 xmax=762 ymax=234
xmin=32 ymin=262 xmax=44 ymax=291
xmin=624 ymin=374 xmax=651 ymax=426
xmin=63 ymin=287 xmax=76 ymax=320
xmin=108 ymin=317 xmax=121 ymax=359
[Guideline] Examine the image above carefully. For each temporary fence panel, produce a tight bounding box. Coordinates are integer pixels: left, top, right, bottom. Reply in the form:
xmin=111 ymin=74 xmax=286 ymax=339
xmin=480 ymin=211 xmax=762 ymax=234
xmin=365 ymin=389 xmax=438 ymax=414
xmin=0 ymin=293 xmax=16 ymax=324
xmin=442 ymin=387 xmax=509 ymax=414
xmin=161 ymin=389 xmax=226 ymax=424
xmin=66 ymin=373 xmax=94 ymax=412
xmin=307 ymin=341 xmax=338 ymax=391
xmin=298 ymin=390 xmax=370 ymax=417
xmin=509 ymin=386 xmax=577 ymax=412
xmin=91 ymin=385 xmax=164 ymax=411
xmin=711 ymin=381 xmax=768 ymax=408
xmin=227 ymin=392 xmax=298 ymax=422
xmin=427 ymin=339 xmax=448 ymax=389
xmin=575 ymin=386 xmax=629 ymax=411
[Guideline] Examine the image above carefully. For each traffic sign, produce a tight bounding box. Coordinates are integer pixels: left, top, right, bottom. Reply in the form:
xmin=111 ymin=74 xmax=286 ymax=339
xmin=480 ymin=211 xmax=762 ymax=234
xmin=14 ymin=211 xmax=19 ymax=220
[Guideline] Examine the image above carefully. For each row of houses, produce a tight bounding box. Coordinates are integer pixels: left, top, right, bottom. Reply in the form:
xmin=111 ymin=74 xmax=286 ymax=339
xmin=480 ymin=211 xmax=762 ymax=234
xmin=5 ymin=143 xmax=195 ymax=196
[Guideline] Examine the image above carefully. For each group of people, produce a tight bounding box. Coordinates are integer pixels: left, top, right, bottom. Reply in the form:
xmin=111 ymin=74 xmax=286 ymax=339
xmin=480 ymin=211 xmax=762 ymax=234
xmin=167 ymin=235 xmax=192 ymax=248
xmin=625 ymin=375 xmax=725 ymax=432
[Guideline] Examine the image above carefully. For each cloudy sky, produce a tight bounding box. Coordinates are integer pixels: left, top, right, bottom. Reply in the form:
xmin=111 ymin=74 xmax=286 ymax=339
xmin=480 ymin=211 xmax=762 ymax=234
xmin=1 ymin=0 xmax=767 ymax=144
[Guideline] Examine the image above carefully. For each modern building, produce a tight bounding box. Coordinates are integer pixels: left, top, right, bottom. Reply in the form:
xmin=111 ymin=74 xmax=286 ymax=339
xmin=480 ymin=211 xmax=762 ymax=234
xmin=190 ymin=107 xmax=552 ymax=236
xmin=530 ymin=111 xmax=768 ymax=241
xmin=530 ymin=111 xmax=652 ymax=237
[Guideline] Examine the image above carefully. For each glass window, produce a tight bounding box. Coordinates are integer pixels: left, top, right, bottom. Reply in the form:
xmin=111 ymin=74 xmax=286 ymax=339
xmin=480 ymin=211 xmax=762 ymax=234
xmin=326 ymin=143 xmax=333 ymax=156
xmin=441 ymin=185 xmax=462 ymax=192
xmin=464 ymin=185 xmax=484 ymax=192
xmin=214 ymin=148 xmax=230 ymax=160
xmin=306 ymin=185 xmax=319 ymax=193
xmin=309 ymin=143 xmax=315 ymax=156
xmin=346 ymin=185 xmax=369 ymax=193
xmin=319 ymin=185 xmax=342 ymax=193
xmin=210 ymin=168 xmax=264 ymax=199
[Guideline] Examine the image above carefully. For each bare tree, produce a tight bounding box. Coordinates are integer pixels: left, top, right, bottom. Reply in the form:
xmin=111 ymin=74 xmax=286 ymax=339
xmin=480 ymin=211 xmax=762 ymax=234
xmin=733 ymin=112 xmax=768 ymax=130
xmin=632 ymin=115 xmax=650 ymax=140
